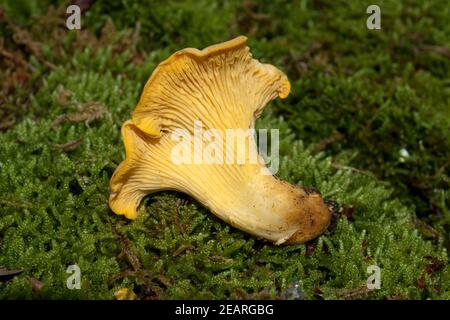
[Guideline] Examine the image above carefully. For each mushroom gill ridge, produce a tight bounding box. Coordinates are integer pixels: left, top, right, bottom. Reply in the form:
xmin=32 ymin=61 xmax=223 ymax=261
xmin=109 ymin=36 xmax=331 ymax=244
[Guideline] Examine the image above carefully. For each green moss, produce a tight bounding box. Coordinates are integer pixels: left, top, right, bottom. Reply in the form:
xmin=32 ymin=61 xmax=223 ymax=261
xmin=0 ymin=0 xmax=448 ymax=299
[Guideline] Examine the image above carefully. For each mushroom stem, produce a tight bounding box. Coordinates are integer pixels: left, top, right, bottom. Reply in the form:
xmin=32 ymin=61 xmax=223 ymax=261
xmin=199 ymin=171 xmax=332 ymax=244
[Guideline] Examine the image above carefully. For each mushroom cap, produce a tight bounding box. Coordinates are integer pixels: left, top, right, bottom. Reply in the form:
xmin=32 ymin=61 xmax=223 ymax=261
xmin=131 ymin=36 xmax=290 ymax=137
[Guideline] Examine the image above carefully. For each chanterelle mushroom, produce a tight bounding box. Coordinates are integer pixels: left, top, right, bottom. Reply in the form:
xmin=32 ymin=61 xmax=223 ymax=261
xmin=109 ymin=36 xmax=331 ymax=244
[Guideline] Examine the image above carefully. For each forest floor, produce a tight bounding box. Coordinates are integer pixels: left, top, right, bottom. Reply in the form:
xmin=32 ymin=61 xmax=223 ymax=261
xmin=0 ymin=0 xmax=448 ymax=299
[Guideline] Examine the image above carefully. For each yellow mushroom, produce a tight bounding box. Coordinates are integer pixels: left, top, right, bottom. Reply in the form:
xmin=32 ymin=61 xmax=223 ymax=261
xmin=109 ymin=36 xmax=331 ymax=244
xmin=114 ymin=287 xmax=137 ymax=300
